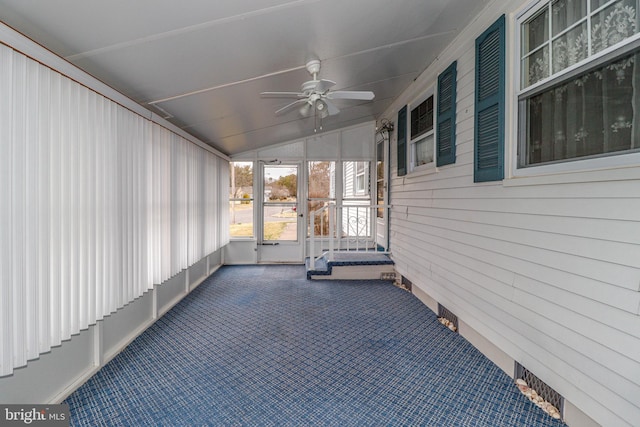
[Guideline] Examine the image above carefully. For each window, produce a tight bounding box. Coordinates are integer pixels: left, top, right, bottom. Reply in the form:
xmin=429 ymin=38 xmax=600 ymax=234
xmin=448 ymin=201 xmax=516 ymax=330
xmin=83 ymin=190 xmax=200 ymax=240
xmin=229 ymin=162 xmax=254 ymax=238
xmin=307 ymin=161 xmax=335 ymax=237
xmin=518 ymin=0 xmax=640 ymax=167
xmin=356 ymin=162 xmax=367 ymax=194
xmin=343 ymin=161 xmax=369 ymax=198
xmin=410 ymin=92 xmax=435 ymax=170
xmin=397 ymin=106 xmax=408 ymax=176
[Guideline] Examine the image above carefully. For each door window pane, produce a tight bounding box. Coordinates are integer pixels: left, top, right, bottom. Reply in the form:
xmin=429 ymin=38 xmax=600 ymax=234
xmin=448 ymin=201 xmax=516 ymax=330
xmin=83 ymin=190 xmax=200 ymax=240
xmin=263 ymin=165 xmax=298 ymax=241
xmin=263 ymin=204 xmax=297 ymax=241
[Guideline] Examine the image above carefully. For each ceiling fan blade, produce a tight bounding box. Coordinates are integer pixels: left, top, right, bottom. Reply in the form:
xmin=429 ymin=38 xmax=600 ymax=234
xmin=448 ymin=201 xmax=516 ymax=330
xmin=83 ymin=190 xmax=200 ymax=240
xmin=314 ymin=79 xmax=336 ymax=93
xmin=324 ymin=99 xmax=340 ymax=116
xmin=261 ymin=91 xmax=304 ymax=98
xmin=327 ymin=90 xmax=375 ymax=101
xmin=275 ymin=99 xmax=308 ymax=116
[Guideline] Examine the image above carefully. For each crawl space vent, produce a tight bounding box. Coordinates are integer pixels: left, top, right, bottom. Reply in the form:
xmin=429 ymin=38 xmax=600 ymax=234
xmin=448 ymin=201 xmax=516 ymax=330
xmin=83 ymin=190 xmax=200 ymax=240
xmin=514 ymin=362 xmax=563 ymax=420
xmin=437 ymin=303 xmax=458 ymax=332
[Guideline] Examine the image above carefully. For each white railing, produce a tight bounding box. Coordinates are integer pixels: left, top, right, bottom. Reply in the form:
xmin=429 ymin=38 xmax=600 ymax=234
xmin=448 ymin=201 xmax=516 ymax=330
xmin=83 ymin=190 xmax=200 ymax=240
xmin=309 ymin=203 xmax=335 ymax=266
xmin=309 ymin=203 xmax=388 ymax=267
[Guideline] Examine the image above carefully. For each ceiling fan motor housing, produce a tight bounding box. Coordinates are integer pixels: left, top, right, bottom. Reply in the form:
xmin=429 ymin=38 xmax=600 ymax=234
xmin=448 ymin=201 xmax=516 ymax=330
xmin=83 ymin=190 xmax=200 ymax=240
xmin=305 ymin=59 xmax=321 ymax=76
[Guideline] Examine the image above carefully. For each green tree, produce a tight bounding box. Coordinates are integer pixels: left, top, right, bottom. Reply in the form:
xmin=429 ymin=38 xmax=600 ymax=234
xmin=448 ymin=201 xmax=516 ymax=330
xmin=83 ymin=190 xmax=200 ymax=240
xmin=308 ymin=161 xmax=331 ymax=198
xmin=275 ymin=174 xmax=297 ymax=198
xmin=233 ymin=164 xmax=253 ymax=187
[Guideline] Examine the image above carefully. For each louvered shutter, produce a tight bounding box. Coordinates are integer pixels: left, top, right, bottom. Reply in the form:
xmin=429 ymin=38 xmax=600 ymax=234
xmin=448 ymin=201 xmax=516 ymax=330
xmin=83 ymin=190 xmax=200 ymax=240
xmin=437 ymin=61 xmax=457 ymax=166
xmin=474 ymin=15 xmax=505 ymax=182
xmin=397 ymin=106 xmax=407 ymax=176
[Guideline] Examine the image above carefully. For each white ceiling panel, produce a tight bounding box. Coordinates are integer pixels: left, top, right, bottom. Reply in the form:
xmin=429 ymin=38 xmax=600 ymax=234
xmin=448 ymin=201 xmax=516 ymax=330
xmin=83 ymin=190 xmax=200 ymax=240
xmin=0 ymin=0 xmax=492 ymax=155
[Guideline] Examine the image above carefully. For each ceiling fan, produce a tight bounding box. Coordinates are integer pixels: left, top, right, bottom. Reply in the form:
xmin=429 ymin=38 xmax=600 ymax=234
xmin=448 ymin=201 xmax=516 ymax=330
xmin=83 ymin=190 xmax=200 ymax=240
xmin=261 ymin=59 xmax=375 ymax=124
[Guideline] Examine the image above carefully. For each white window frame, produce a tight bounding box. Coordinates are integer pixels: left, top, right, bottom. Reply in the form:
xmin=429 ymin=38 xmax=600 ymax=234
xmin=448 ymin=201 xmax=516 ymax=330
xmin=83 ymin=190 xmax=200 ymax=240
xmin=342 ymin=160 xmax=370 ymax=199
xmin=408 ymin=87 xmax=436 ymax=173
xmin=307 ymin=160 xmax=336 ymax=238
xmin=512 ymin=0 xmax=640 ymax=178
xmin=229 ymin=161 xmax=255 ymax=239
xmin=355 ymin=161 xmax=367 ymax=195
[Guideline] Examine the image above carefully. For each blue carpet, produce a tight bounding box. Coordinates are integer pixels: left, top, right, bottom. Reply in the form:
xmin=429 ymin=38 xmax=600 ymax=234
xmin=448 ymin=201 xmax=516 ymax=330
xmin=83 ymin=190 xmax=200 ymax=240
xmin=66 ymin=265 xmax=562 ymax=426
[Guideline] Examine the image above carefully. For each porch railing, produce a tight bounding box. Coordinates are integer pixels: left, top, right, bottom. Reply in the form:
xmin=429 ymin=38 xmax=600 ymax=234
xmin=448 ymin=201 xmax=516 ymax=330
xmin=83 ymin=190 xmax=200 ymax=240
xmin=309 ymin=203 xmax=388 ymax=267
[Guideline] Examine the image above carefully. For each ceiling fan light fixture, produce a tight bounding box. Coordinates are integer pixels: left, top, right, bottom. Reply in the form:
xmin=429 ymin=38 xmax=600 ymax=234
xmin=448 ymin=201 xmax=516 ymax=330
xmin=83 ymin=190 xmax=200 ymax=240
xmin=299 ymin=103 xmax=312 ymax=116
xmin=261 ymin=58 xmax=374 ymax=123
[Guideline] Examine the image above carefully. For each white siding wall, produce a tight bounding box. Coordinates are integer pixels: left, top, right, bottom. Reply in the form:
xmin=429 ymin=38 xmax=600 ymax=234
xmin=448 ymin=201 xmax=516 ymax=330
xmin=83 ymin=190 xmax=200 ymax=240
xmin=385 ymin=1 xmax=640 ymax=426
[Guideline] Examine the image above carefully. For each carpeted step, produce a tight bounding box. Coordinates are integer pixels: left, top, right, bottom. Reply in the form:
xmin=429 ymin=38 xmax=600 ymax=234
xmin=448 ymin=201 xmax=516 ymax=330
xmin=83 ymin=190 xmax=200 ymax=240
xmin=306 ymin=252 xmax=395 ymax=280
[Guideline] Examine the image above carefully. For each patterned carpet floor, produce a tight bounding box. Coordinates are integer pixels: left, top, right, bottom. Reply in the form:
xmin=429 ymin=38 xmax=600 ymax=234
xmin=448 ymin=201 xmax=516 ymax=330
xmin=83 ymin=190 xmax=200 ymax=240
xmin=66 ymin=265 xmax=563 ymax=426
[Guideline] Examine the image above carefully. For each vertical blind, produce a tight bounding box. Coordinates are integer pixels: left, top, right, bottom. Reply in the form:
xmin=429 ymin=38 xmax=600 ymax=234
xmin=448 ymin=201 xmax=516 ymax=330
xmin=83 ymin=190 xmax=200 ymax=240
xmin=0 ymin=44 xmax=229 ymax=376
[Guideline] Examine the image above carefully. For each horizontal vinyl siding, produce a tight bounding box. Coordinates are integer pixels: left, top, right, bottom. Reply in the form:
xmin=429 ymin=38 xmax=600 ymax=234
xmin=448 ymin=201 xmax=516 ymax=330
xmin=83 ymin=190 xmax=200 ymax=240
xmin=387 ymin=1 xmax=640 ymax=426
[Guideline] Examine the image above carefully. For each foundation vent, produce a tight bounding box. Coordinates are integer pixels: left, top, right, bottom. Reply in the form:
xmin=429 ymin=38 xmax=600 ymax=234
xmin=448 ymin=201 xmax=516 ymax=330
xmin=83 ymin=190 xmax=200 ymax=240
xmin=395 ymin=275 xmax=412 ymax=291
xmin=515 ymin=362 xmax=563 ymax=420
xmin=437 ymin=303 xmax=458 ymax=332
xmin=380 ymin=272 xmax=396 ymax=281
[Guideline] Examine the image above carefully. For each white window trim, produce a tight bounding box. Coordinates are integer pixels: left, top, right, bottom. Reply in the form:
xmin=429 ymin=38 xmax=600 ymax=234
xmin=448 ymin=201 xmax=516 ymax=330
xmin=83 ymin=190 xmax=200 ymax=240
xmin=355 ymin=162 xmax=367 ymax=195
xmin=229 ymin=161 xmax=256 ymax=240
xmin=509 ymin=0 xmax=640 ymax=180
xmin=408 ymin=87 xmax=437 ymax=174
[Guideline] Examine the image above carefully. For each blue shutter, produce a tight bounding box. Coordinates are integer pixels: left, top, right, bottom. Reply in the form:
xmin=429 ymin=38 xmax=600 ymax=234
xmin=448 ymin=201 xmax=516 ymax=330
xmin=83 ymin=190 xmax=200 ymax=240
xmin=437 ymin=61 xmax=457 ymax=166
xmin=474 ymin=15 xmax=505 ymax=182
xmin=397 ymin=106 xmax=407 ymax=176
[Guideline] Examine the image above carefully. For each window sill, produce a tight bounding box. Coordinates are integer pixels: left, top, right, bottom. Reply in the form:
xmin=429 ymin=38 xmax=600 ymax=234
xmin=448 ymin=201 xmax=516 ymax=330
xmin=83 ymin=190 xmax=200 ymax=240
xmin=407 ymin=162 xmax=438 ymax=179
xmin=506 ymin=154 xmax=640 ymax=187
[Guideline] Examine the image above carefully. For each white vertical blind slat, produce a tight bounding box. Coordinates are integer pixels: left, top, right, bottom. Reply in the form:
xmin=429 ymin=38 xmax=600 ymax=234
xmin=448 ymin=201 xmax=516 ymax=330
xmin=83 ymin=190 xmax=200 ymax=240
xmin=86 ymin=90 xmax=97 ymax=327
xmin=12 ymin=52 xmax=27 ymax=368
xmin=49 ymin=72 xmax=62 ymax=348
xmin=37 ymin=63 xmax=51 ymax=354
xmin=0 ymin=45 xmax=13 ymax=376
xmin=59 ymin=76 xmax=71 ymax=341
xmin=0 ymin=45 xmax=228 ymax=376
xmin=94 ymin=95 xmax=105 ymax=321
xmin=24 ymin=54 xmax=39 ymax=361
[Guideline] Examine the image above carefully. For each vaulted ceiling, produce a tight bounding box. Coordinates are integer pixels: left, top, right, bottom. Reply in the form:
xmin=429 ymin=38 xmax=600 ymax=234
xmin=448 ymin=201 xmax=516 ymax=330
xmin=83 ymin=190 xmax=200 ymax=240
xmin=0 ymin=0 xmax=491 ymax=156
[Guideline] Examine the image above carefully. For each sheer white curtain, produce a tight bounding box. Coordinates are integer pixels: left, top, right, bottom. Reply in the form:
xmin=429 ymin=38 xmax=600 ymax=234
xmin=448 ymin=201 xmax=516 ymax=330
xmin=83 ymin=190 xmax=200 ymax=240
xmin=0 ymin=44 xmax=228 ymax=376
